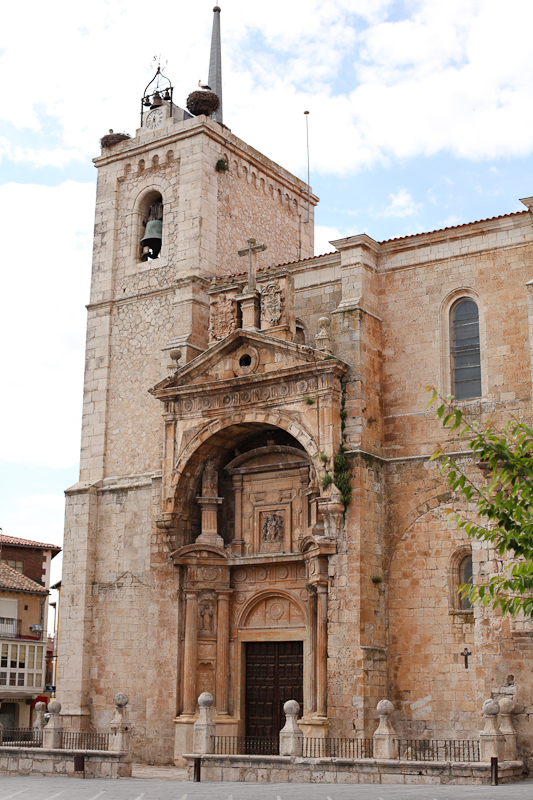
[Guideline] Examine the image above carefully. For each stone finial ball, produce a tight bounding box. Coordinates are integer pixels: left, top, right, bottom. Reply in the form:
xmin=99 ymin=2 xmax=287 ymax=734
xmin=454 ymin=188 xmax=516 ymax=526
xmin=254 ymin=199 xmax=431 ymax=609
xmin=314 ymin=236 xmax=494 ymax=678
xmin=283 ymin=699 xmax=300 ymax=716
xmin=482 ymin=699 xmax=500 ymax=716
xmin=170 ymin=349 xmax=181 ymax=363
xmin=499 ymin=697 xmax=515 ymax=714
xmin=35 ymin=701 xmax=46 ymax=711
xmin=198 ymin=692 xmax=214 ymax=708
xmin=377 ymin=699 xmax=394 ymax=716
xmin=318 ymin=316 xmax=330 ymax=331
xmin=48 ymin=699 xmax=61 ymax=714
xmin=113 ymin=693 xmax=129 ymax=708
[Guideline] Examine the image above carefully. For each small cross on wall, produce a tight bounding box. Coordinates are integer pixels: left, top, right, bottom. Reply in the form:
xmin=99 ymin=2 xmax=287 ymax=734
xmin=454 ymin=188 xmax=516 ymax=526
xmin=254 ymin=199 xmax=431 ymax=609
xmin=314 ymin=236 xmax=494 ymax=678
xmin=461 ymin=647 xmax=472 ymax=669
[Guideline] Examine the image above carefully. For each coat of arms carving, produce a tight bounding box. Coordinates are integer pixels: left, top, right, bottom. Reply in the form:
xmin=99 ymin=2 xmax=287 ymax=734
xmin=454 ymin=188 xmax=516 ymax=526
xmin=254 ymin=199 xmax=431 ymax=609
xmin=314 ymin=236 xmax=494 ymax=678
xmin=209 ymin=294 xmax=237 ymax=342
xmin=260 ymin=282 xmax=283 ymax=326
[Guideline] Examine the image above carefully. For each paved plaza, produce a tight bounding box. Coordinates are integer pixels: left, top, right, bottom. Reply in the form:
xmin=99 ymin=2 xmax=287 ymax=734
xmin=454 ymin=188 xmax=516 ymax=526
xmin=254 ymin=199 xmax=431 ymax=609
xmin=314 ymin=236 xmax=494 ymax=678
xmin=1 ymin=776 xmax=533 ymax=800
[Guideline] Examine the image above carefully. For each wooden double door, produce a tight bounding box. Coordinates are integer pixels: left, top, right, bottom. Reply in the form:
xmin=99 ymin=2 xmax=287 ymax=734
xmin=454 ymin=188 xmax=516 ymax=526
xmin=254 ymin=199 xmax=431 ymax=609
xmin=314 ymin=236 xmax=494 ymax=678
xmin=245 ymin=641 xmax=303 ymax=737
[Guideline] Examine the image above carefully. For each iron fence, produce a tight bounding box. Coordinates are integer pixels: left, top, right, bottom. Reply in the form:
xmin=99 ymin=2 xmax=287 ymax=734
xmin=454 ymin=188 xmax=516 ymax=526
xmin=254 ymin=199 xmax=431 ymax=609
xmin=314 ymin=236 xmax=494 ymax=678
xmin=60 ymin=731 xmax=110 ymax=751
xmin=213 ymin=736 xmax=279 ymax=756
xmin=303 ymin=737 xmax=374 ymax=758
xmin=0 ymin=728 xmax=43 ymax=747
xmin=396 ymin=739 xmax=480 ymax=762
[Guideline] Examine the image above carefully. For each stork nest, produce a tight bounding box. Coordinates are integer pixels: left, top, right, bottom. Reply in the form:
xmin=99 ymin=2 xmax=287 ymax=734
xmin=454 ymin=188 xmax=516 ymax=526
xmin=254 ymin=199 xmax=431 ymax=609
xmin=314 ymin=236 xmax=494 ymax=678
xmin=186 ymin=90 xmax=220 ymax=117
xmin=100 ymin=132 xmax=131 ymax=148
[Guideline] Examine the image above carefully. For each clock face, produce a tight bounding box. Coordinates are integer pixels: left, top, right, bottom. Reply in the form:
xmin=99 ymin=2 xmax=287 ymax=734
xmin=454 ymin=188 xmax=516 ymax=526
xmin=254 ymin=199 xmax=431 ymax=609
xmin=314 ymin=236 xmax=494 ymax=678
xmin=145 ymin=108 xmax=164 ymax=130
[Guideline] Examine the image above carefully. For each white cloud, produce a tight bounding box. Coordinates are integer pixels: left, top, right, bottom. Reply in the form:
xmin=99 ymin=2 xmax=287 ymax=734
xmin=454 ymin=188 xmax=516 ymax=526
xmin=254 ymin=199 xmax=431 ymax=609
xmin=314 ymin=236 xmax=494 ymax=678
xmin=2 ymin=494 xmax=65 ymax=588
xmin=0 ymin=1 xmax=532 ymax=175
xmin=378 ymin=189 xmax=421 ymax=217
xmin=0 ymin=181 xmax=95 ymax=468
xmin=314 ymin=225 xmax=345 ymax=255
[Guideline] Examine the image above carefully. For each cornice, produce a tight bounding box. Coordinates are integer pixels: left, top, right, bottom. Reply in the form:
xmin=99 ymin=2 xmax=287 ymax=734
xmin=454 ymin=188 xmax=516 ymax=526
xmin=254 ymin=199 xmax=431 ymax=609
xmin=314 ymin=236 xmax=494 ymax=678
xmin=93 ymin=117 xmax=318 ymax=201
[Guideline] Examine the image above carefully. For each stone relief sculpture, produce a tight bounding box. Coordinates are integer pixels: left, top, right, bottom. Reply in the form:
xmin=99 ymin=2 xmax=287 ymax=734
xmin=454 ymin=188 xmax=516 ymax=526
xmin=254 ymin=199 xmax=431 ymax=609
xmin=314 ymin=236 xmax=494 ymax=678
xmin=260 ymin=282 xmax=283 ymax=325
xmin=200 ymin=602 xmax=214 ymax=631
xmin=209 ymin=293 xmax=237 ymax=342
xmin=261 ymin=512 xmax=285 ymax=550
xmin=202 ymin=461 xmax=218 ymax=498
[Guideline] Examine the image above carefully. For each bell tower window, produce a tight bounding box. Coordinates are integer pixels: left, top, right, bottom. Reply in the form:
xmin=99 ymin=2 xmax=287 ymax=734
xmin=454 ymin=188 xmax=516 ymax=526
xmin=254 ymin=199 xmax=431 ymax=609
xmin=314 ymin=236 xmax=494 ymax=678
xmin=140 ymin=192 xmax=163 ymax=261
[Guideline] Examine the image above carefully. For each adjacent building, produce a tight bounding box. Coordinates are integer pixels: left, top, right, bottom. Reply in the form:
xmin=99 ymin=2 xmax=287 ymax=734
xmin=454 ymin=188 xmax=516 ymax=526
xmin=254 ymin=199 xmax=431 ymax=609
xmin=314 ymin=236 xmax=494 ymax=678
xmin=0 ymin=534 xmax=61 ymax=729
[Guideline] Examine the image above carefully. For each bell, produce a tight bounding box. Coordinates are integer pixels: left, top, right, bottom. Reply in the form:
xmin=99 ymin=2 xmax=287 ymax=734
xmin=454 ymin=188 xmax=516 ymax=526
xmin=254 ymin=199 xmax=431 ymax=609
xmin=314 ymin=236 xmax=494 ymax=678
xmin=150 ymin=92 xmax=163 ymax=109
xmin=164 ymin=89 xmax=171 ymax=101
xmin=140 ymin=219 xmax=162 ymax=258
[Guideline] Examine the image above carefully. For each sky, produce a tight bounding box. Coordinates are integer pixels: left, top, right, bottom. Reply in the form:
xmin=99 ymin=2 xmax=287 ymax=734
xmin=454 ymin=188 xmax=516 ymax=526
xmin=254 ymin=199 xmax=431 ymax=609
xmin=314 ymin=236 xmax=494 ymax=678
xmin=1 ymin=0 xmax=533 ymax=613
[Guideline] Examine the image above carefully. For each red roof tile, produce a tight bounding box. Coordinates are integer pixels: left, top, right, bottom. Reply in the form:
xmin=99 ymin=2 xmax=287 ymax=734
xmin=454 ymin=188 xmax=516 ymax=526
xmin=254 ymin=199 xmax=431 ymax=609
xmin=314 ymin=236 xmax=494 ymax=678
xmin=0 ymin=562 xmax=49 ymax=594
xmin=378 ymin=210 xmax=529 ymax=244
xmin=0 ymin=534 xmax=61 ymax=555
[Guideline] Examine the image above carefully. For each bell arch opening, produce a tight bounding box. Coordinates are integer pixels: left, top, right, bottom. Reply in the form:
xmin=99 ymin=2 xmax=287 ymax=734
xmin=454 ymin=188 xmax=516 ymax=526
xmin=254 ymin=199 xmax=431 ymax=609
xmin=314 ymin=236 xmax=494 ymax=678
xmin=168 ymin=422 xmax=318 ymax=553
xmin=139 ymin=189 xmax=163 ymax=261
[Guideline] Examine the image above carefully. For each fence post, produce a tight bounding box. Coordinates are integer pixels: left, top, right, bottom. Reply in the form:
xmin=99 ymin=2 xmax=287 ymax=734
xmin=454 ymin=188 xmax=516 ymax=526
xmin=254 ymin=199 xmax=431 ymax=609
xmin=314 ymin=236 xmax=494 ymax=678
xmin=498 ymin=698 xmax=517 ymax=761
xmin=43 ymin=700 xmax=63 ymax=749
xmin=109 ymin=693 xmax=131 ymax=752
xmin=193 ymin=693 xmax=215 ymax=755
xmin=33 ymin=701 xmax=46 ymax=733
xmin=373 ymin=699 xmax=398 ymax=759
xmin=279 ymin=700 xmax=303 ymax=757
xmin=479 ymin=699 xmax=505 ymax=762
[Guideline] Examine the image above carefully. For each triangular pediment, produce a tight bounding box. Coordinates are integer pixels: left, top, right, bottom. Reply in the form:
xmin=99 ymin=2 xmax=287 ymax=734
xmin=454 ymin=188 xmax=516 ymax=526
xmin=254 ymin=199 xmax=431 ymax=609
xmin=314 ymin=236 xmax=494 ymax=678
xmin=150 ymin=329 xmax=346 ymax=398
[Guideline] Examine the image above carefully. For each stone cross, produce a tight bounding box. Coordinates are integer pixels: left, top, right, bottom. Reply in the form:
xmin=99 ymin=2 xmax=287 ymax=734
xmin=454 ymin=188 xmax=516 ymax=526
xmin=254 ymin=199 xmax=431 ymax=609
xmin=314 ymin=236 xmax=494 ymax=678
xmin=238 ymin=238 xmax=267 ymax=291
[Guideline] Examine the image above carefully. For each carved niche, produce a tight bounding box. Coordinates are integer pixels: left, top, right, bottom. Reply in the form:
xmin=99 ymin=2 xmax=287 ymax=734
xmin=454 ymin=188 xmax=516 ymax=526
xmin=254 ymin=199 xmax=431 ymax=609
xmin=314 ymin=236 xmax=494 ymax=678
xmin=260 ymin=511 xmax=285 ymax=553
xmin=209 ymin=293 xmax=238 ymax=343
xmin=260 ymin=282 xmax=283 ymax=326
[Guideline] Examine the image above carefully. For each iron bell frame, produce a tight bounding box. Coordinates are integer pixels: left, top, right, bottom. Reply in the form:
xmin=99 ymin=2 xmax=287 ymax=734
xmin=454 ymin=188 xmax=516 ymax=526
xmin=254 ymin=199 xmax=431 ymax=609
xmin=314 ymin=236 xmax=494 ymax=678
xmin=140 ymin=66 xmax=174 ymax=128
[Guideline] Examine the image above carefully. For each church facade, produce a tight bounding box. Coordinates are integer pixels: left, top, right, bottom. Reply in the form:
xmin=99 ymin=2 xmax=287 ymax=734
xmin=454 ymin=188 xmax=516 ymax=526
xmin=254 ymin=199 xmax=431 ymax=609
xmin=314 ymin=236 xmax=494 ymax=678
xmin=57 ymin=57 xmax=533 ymax=766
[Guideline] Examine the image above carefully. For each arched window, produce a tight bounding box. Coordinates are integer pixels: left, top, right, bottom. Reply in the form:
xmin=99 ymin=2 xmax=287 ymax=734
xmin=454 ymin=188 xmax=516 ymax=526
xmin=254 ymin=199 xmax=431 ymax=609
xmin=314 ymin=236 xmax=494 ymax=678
xmin=139 ymin=191 xmax=163 ymax=262
xmin=458 ymin=554 xmax=473 ymax=610
xmin=451 ymin=299 xmax=481 ymax=400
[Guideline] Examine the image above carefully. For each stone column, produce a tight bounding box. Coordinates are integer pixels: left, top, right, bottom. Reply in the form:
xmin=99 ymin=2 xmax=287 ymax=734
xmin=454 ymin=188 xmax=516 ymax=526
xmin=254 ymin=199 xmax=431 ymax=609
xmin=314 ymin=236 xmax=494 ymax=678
xmin=182 ymin=591 xmax=199 ymax=716
xmin=43 ymin=700 xmax=63 ymax=749
xmin=305 ymin=586 xmax=317 ymax=716
xmin=193 ymin=692 xmax=216 ymax=754
xmin=231 ymin=475 xmax=244 ymax=556
xmin=196 ymin=461 xmax=224 ymax=548
xmin=316 ymin=583 xmax=328 ymax=718
xmin=499 ymin=698 xmax=517 ymax=761
xmin=373 ymin=699 xmax=398 ymax=759
xmin=279 ymin=700 xmax=303 ymax=757
xmin=479 ymin=699 xmax=505 ymax=762
xmin=216 ymin=592 xmax=231 ymax=716
xmin=109 ymin=693 xmax=131 ymax=752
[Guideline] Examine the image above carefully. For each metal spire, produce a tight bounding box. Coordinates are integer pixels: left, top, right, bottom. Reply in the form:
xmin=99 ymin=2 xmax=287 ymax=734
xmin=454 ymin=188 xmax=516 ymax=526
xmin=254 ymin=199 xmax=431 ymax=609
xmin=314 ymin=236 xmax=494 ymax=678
xmin=208 ymin=6 xmax=223 ymax=124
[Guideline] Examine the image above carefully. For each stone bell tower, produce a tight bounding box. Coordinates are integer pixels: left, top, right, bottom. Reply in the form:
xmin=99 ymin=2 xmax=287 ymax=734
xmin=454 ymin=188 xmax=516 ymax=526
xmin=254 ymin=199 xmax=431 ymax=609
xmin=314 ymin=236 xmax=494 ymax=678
xmin=57 ymin=8 xmax=318 ymax=754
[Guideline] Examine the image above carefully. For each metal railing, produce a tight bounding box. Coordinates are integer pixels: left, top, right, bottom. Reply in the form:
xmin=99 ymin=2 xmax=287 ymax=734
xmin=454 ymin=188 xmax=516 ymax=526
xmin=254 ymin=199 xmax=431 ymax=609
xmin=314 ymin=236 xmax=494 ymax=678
xmin=396 ymin=739 xmax=480 ymax=762
xmin=0 ymin=619 xmax=21 ymax=638
xmin=60 ymin=731 xmax=110 ymax=751
xmin=0 ymin=728 xmax=43 ymax=747
xmin=214 ymin=736 xmax=279 ymax=756
xmin=303 ymin=737 xmax=373 ymax=758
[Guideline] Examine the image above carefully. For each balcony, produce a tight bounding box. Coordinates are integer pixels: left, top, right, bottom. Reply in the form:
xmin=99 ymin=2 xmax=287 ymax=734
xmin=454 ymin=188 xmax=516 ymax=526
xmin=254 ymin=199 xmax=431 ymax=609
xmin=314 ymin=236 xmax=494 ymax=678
xmin=0 ymin=639 xmax=46 ymax=696
xmin=0 ymin=618 xmax=21 ymax=638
